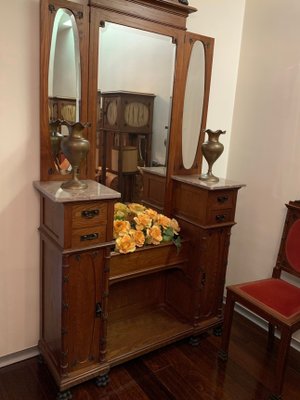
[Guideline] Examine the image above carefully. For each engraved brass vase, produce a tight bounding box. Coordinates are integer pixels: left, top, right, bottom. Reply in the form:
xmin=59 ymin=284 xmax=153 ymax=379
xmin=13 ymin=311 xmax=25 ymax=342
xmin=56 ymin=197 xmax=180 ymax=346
xmin=199 ymin=129 xmax=226 ymax=183
xmin=60 ymin=121 xmax=90 ymax=190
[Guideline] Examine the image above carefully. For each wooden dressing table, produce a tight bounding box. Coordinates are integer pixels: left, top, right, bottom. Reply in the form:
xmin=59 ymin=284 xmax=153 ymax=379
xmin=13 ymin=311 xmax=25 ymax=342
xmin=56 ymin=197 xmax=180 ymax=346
xmin=37 ymin=0 xmax=244 ymax=397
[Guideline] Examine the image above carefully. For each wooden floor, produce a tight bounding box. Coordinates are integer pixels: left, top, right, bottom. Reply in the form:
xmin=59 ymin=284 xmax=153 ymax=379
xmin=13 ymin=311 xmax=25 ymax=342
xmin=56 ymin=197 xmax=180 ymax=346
xmin=1 ymin=312 xmax=300 ymax=400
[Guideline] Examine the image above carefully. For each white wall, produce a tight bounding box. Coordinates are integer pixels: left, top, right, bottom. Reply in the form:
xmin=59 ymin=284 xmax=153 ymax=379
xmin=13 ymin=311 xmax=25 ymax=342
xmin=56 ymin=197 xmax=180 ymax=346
xmin=53 ymin=27 xmax=77 ymax=98
xmin=226 ymin=0 xmax=300 ymax=340
xmin=98 ymin=23 xmax=176 ymax=166
xmin=188 ymin=0 xmax=246 ymax=178
xmin=0 ymin=0 xmax=40 ymax=357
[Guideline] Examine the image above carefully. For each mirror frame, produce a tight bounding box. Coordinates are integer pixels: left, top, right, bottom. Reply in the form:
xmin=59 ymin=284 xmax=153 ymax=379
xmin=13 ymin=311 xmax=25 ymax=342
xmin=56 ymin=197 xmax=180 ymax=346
xmin=40 ymin=0 xmax=214 ymax=214
xmin=40 ymin=0 xmax=90 ymax=181
xmin=168 ymin=32 xmax=214 ymax=177
xmin=87 ymin=3 xmax=187 ymax=185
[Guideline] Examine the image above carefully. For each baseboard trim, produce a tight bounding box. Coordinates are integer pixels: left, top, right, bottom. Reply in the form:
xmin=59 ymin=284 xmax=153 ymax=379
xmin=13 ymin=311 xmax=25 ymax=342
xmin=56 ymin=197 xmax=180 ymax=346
xmin=0 ymin=346 xmax=39 ymax=368
xmin=234 ymin=302 xmax=300 ymax=352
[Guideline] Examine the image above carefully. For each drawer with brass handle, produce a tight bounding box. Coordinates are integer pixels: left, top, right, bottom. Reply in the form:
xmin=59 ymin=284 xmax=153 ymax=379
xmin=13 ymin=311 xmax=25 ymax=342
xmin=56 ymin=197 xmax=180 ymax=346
xmin=72 ymin=202 xmax=107 ymax=229
xmin=209 ymin=191 xmax=236 ymax=210
xmin=207 ymin=209 xmax=234 ymax=225
xmin=71 ymin=225 xmax=107 ymax=248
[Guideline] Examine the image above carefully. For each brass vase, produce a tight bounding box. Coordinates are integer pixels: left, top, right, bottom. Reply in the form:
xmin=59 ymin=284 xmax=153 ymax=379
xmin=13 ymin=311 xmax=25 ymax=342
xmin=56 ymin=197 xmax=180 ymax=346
xmin=60 ymin=121 xmax=90 ymax=190
xmin=199 ymin=129 xmax=226 ymax=183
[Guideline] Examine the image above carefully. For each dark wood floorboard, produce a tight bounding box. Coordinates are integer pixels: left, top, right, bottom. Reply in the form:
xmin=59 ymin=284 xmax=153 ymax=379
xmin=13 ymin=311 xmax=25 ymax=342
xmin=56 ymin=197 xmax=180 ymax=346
xmin=0 ymin=312 xmax=299 ymax=400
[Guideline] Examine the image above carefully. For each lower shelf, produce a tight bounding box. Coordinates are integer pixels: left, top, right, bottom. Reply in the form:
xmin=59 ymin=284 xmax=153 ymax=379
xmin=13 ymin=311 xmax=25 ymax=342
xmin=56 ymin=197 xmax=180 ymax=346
xmin=106 ymin=306 xmax=193 ymax=366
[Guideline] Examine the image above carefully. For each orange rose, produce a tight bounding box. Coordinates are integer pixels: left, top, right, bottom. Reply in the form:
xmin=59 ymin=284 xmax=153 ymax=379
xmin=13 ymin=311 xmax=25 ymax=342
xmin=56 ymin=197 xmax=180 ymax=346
xmin=115 ymin=234 xmax=136 ymax=254
xmin=147 ymin=225 xmax=163 ymax=245
xmin=130 ymin=229 xmax=145 ymax=247
xmin=114 ymin=202 xmax=129 ymax=214
xmin=145 ymin=208 xmax=158 ymax=221
xmin=113 ymin=220 xmax=130 ymax=238
xmin=114 ymin=210 xmax=126 ymax=220
xmin=134 ymin=213 xmax=152 ymax=231
xmin=128 ymin=203 xmax=146 ymax=215
xmin=157 ymin=214 xmax=171 ymax=228
xmin=170 ymin=218 xmax=180 ymax=234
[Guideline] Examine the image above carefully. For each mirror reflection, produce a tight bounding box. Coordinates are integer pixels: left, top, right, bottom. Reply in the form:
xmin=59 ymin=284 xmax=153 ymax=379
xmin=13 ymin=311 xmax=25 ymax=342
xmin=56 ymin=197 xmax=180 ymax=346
xmin=48 ymin=8 xmax=81 ymax=174
xmin=182 ymin=40 xmax=205 ymax=170
xmin=97 ymin=22 xmax=176 ymax=201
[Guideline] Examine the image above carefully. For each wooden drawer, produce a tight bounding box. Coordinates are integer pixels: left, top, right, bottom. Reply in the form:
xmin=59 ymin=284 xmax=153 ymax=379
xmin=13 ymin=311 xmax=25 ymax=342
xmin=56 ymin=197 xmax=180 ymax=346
xmin=71 ymin=225 xmax=107 ymax=248
xmin=208 ymin=191 xmax=236 ymax=210
xmin=71 ymin=202 xmax=107 ymax=229
xmin=207 ymin=209 xmax=234 ymax=225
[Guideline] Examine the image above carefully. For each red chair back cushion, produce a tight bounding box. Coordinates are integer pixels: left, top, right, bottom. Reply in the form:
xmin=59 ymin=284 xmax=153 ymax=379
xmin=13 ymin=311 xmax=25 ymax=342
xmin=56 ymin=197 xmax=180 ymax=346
xmin=285 ymin=219 xmax=300 ymax=272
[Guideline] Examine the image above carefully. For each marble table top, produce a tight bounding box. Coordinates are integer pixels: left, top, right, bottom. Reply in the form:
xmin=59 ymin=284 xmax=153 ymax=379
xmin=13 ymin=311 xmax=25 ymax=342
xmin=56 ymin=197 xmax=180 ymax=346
xmin=172 ymin=175 xmax=246 ymax=190
xmin=33 ymin=180 xmax=121 ymax=202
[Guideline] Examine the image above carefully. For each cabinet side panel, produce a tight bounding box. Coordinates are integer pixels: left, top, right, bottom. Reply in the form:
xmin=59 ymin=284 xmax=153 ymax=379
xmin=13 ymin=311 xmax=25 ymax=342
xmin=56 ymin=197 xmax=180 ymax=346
xmin=42 ymin=196 xmax=64 ymax=246
xmin=41 ymin=238 xmax=62 ymax=367
xmin=142 ymin=172 xmax=166 ymax=211
xmin=172 ymin=181 xmax=208 ymax=225
xmin=197 ymin=227 xmax=231 ymax=319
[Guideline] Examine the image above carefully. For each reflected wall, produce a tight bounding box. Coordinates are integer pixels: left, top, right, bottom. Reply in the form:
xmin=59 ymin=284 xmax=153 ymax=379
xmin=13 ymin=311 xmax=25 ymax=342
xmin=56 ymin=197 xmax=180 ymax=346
xmin=98 ymin=23 xmax=176 ymax=166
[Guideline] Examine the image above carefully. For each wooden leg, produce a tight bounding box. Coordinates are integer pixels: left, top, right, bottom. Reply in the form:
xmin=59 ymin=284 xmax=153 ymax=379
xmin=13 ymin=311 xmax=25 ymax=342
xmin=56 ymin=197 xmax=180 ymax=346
xmin=188 ymin=332 xmax=208 ymax=346
xmin=269 ymin=394 xmax=282 ymax=400
xmin=218 ymin=290 xmax=235 ymax=361
xmin=271 ymin=327 xmax=291 ymax=400
xmin=95 ymin=372 xmax=110 ymax=387
xmin=189 ymin=336 xmax=201 ymax=346
xmin=213 ymin=325 xmax=223 ymax=337
xmin=56 ymin=390 xmax=72 ymax=400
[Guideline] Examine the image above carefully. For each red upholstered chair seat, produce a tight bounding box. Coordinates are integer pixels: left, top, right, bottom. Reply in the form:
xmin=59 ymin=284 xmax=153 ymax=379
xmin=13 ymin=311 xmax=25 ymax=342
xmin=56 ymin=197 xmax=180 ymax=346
xmin=237 ymin=278 xmax=300 ymax=318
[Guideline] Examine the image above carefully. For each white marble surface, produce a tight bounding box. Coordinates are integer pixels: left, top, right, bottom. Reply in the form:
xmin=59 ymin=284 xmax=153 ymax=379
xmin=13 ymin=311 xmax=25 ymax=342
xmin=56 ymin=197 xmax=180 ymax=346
xmin=33 ymin=180 xmax=121 ymax=202
xmin=140 ymin=166 xmax=166 ymax=177
xmin=171 ymin=175 xmax=246 ymax=190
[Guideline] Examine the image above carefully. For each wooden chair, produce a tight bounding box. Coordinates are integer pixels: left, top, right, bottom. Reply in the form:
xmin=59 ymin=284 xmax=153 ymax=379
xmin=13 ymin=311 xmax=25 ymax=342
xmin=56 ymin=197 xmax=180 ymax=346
xmin=219 ymin=200 xmax=300 ymax=400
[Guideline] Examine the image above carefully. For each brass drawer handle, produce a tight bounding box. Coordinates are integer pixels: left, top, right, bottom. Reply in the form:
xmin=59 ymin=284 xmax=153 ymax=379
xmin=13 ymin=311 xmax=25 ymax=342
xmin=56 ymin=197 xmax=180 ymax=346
xmin=217 ymin=195 xmax=229 ymax=204
xmin=80 ymin=233 xmax=99 ymax=241
xmin=81 ymin=209 xmax=99 ymax=219
xmin=216 ymin=214 xmax=226 ymax=222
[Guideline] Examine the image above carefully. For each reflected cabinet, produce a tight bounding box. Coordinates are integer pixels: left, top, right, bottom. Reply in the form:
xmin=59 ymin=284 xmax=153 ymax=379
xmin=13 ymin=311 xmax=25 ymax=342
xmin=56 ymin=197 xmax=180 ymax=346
xmin=37 ymin=0 xmax=244 ymax=397
xmin=98 ymin=90 xmax=155 ymax=202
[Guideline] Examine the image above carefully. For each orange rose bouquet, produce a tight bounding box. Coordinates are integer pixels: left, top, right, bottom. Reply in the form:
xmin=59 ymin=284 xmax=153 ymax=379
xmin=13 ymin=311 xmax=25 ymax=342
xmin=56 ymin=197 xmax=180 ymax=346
xmin=113 ymin=202 xmax=181 ymax=254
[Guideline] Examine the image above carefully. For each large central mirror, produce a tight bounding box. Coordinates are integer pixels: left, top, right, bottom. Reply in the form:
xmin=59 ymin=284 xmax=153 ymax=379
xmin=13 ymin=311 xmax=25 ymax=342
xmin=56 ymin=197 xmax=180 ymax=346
xmin=96 ymin=22 xmax=176 ymax=201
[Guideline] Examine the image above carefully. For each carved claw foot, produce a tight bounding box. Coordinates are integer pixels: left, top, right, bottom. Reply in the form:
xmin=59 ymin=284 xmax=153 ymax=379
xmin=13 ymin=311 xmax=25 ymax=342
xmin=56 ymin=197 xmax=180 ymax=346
xmin=56 ymin=390 xmax=72 ymax=400
xmin=269 ymin=394 xmax=282 ymax=400
xmin=189 ymin=336 xmax=201 ymax=346
xmin=218 ymin=349 xmax=228 ymax=361
xmin=95 ymin=372 xmax=110 ymax=387
xmin=213 ymin=325 xmax=223 ymax=336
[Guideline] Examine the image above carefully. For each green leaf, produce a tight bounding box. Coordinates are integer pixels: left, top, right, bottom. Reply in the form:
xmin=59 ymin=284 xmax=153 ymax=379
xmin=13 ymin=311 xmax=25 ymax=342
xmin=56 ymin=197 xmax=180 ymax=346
xmin=163 ymin=234 xmax=172 ymax=242
xmin=114 ymin=216 xmax=125 ymax=221
xmin=172 ymin=235 xmax=181 ymax=253
xmin=163 ymin=227 xmax=174 ymax=238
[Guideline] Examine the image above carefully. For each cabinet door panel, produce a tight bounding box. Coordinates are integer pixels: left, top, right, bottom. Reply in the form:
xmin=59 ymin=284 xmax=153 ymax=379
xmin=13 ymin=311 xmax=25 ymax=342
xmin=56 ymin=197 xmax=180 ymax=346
xmin=63 ymin=250 xmax=104 ymax=371
xmin=197 ymin=227 xmax=231 ymax=319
